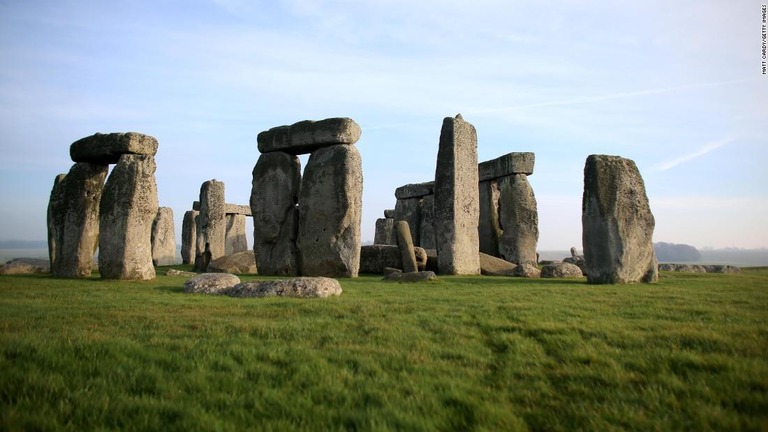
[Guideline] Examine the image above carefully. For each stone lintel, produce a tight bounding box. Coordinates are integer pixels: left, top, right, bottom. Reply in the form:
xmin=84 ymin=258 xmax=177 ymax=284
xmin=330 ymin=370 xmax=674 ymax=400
xmin=257 ymin=117 xmax=361 ymax=155
xmin=478 ymin=152 xmax=535 ymax=181
xmin=70 ymin=132 xmax=158 ymax=164
xmin=193 ymin=201 xmax=251 ymax=216
xmin=394 ymin=181 xmax=435 ymax=199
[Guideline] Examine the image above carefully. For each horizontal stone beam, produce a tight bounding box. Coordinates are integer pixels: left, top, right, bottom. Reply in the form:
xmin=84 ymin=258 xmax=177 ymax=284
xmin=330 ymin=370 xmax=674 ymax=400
xmin=257 ymin=117 xmax=362 ymax=155
xmin=192 ymin=201 xmax=252 ymax=216
xmin=383 ymin=209 xmax=395 ymax=218
xmin=478 ymin=152 xmax=535 ymax=181
xmin=394 ymin=181 xmax=435 ymax=199
xmin=70 ymin=132 xmax=158 ymax=164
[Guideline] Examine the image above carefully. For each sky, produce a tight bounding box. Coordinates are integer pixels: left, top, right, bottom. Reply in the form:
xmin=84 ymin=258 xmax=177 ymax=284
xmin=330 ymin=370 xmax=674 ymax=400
xmin=0 ymin=0 xmax=766 ymax=251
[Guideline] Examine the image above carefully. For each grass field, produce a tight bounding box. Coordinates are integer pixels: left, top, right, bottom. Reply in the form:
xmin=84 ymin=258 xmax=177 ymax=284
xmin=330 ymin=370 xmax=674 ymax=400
xmin=1 ymin=268 xmax=767 ymax=431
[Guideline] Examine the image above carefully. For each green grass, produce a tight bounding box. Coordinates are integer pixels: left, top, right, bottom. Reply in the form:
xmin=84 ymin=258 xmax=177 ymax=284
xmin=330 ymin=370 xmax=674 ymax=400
xmin=1 ymin=268 xmax=767 ymax=431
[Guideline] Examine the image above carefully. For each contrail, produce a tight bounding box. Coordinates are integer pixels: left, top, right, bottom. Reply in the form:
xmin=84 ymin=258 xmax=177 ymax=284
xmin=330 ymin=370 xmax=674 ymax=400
xmin=652 ymin=136 xmax=736 ymax=172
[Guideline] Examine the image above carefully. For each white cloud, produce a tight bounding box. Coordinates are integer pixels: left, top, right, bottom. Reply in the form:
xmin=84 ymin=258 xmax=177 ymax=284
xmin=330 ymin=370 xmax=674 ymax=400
xmin=652 ymin=137 xmax=735 ymax=172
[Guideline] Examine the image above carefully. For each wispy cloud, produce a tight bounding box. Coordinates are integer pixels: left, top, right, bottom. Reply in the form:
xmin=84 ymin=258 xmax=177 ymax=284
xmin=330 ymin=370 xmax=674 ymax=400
xmin=652 ymin=136 xmax=736 ymax=172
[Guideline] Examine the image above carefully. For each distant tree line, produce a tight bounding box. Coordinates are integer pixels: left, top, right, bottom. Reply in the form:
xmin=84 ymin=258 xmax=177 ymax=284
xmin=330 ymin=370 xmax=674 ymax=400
xmin=654 ymin=242 xmax=701 ymax=262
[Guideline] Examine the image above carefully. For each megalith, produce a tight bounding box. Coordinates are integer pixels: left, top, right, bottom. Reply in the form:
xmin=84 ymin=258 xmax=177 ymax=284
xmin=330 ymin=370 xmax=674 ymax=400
xmin=50 ymin=163 xmax=108 ymax=277
xmin=258 ymin=117 xmax=362 ymax=155
xmin=478 ymin=179 xmax=501 ymax=256
xmin=225 ymin=214 xmax=248 ymax=255
xmin=70 ymin=132 xmax=158 ymax=164
xmin=298 ymin=144 xmax=363 ymax=277
xmin=582 ymin=154 xmax=658 ymax=284
xmin=374 ymin=217 xmax=395 ymax=245
xmin=99 ymin=154 xmax=158 ymax=280
xmin=419 ymin=194 xmax=437 ymax=250
xmin=47 ymin=173 xmax=67 ymax=269
xmin=498 ymin=174 xmax=539 ymax=266
xmin=251 ymin=152 xmax=301 ymax=275
xmin=395 ymin=220 xmax=418 ymax=273
xmin=199 ymin=180 xmax=226 ymax=261
xmin=433 ymin=115 xmax=480 ymax=275
xmin=181 ymin=210 xmax=198 ymax=264
xmin=151 ymin=207 xmax=176 ymax=266
xmin=393 ymin=181 xmax=433 ymax=246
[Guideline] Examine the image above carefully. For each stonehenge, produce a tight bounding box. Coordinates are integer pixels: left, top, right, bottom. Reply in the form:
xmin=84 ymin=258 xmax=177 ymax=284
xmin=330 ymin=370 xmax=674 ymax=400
xmin=582 ymin=155 xmax=658 ymax=284
xmin=189 ymin=190 xmax=253 ymax=271
xmin=252 ymin=117 xmax=363 ymax=278
xmin=48 ymin=132 xmax=160 ymax=279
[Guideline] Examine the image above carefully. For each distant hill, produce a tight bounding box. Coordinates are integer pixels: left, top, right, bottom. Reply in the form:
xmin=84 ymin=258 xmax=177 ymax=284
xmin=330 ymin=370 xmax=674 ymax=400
xmin=0 ymin=240 xmax=47 ymax=249
xmin=654 ymin=242 xmax=701 ymax=262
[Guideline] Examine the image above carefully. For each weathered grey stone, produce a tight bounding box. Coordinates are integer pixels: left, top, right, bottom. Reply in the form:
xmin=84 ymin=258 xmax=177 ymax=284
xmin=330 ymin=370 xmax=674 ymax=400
xmin=181 ymin=210 xmax=198 ymax=265
xmin=395 ymin=181 xmax=434 ymax=199
xmin=251 ymin=152 xmax=301 ymax=276
xmin=419 ymin=194 xmax=436 ymax=250
xmin=184 ymin=273 xmax=241 ymax=294
xmin=658 ymin=263 xmax=707 ymax=273
xmin=498 ymin=174 xmax=539 ymax=266
xmin=51 ymin=163 xmax=108 ymax=278
xmin=478 ymin=180 xmax=502 ymax=257
xmin=434 ymin=115 xmax=480 ymax=275
xmin=394 ymin=197 xmax=421 ymax=246
xmin=225 ymin=204 xmax=252 ymax=216
xmin=703 ymin=265 xmax=740 ymax=274
xmin=424 ymin=249 xmax=439 ymax=273
xmin=563 ymin=256 xmax=587 ymax=275
xmin=151 ymin=207 xmax=176 ymax=266
xmin=541 ymin=262 xmax=584 ymax=278
xmin=46 ymin=173 xmax=67 ymax=269
xmin=582 ymin=154 xmax=658 ymax=284
xmin=0 ymin=258 xmax=50 ymax=275
xmin=225 ymin=214 xmax=248 ymax=255
xmin=258 ymin=117 xmax=362 ymax=155
xmin=194 ymin=212 xmax=205 ymax=261
xmin=395 ymin=221 xmax=418 ymax=273
xmin=513 ymin=264 xmax=541 ymax=278
xmin=99 ymin=154 xmax=158 ymax=280
xmin=382 ymin=270 xmax=438 ymax=283
xmin=228 ymin=277 xmax=342 ymax=298
xmin=298 ymin=145 xmax=362 ymax=278
xmin=165 ymin=269 xmax=197 ymax=277
xmin=70 ymin=132 xmax=158 ymax=164
xmin=383 ymin=267 xmax=401 ymax=277
xmin=478 ymin=152 xmax=535 ymax=181
xmin=374 ymin=218 xmax=395 ymax=245
xmin=383 ymin=209 xmax=396 ymax=218
xmin=199 ymin=180 xmax=226 ymax=261
xmin=207 ymin=251 xmax=257 ymax=274
xmin=359 ymin=245 xmax=427 ymax=273
xmin=479 ymin=252 xmax=517 ymax=276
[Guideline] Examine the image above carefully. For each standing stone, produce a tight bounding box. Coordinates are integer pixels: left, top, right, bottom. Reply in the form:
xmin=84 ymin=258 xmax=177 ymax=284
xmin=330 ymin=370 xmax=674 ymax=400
xmin=433 ymin=115 xmax=480 ymax=275
xmin=47 ymin=173 xmax=67 ymax=268
xmin=225 ymin=214 xmax=248 ymax=255
xmin=181 ymin=210 xmax=198 ymax=265
xmin=374 ymin=218 xmax=395 ymax=245
xmin=199 ymin=180 xmax=226 ymax=261
xmin=498 ymin=174 xmax=539 ymax=266
xmin=298 ymin=144 xmax=363 ymax=277
xmin=251 ymin=152 xmax=301 ymax=276
xmin=50 ymin=163 xmax=108 ymax=277
xmin=393 ymin=197 xmax=421 ymax=246
xmin=151 ymin=207 xmax=176 ymax=266
xmin=395 ymin=220 xmax=418 ymax=273
xmin=194 ymin=212 xmax=205 ymax=260
xmin=582 ymin=154 xmax=658 ymax=284
xmin=478 ymin=180 xmax=502 ymax=256
xmin=419 ymin=194 xmax=437 ymax=250
xmin=99 ymin=154 xmax=158 ymax=280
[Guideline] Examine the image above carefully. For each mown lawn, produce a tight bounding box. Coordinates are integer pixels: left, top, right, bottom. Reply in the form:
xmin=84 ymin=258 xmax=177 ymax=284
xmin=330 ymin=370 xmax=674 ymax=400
xmin=1 ymin=268 xmax=767 ymax=431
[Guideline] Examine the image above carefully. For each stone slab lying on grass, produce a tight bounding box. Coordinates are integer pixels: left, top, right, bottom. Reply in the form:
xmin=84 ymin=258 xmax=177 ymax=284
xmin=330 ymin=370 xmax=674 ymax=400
xmin=228 ymin=277 xmax=342 ymax=298
xmin=382 ymin=271 xmax=438 ymax=283
xmin=0 ymin=258 xmax=50 ymax=275
xmin=165 ymin=269 xmax=198 ymax=277
xmin=207 ymin=251 xmax=257 ymax=274
xmin=541 ymin=262 xmax=584 ymax=278
xmin=184 ymin=273 xmax=241 ymax=294
xmin=513 ymin=264 xmax=541 ymax=278
xmin=479 ymin=252 xmax=517 ymax=276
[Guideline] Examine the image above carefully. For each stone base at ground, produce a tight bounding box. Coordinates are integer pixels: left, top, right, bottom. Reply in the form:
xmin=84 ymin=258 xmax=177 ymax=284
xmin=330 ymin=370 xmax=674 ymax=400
xmin=228 ymin=277 xmax=342 ymax=298
xmin=541 ymin=262 xmax=584 ymax=278
xmin=479 ymin=253 xmax=517 ymax=276
xmin=382 ymin=270 xmax=438 ymax=283
xmin=207 ymin=251 xmax=258 ymax=274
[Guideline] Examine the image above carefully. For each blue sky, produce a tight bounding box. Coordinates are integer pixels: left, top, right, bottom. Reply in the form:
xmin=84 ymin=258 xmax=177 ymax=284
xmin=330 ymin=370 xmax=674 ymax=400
xmin=1 ymin=0 xmax=766 ymax=250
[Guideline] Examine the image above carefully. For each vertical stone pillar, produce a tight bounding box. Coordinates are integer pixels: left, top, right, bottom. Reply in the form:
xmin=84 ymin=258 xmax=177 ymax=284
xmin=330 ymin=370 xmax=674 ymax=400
xmin=374 ymin=218 xmax=395 ymax=245
xmin=99 ymin=154 xmax=158 ymax=280
xmin=199 ymin=180 xmax=226 ymax=261
xmin=582 ymin=154 xmax=658 ymax=284
xmin=225 ymin=214 xmax=248 ymax=255
xmin=151 ymin=207 xmax=176 ymax=266
xmin=497 ymin=174 xmax=539 ymax=266
xmin=298 ymin=144 xmax=363 ymax=277
xmin=419 ymin=194 xmax=437 ymax=250
xmin=395 ymin=221 xmax=418 ymax=273
xmin=47 ymin=173 xmax=67 ymax=270
xmin=478 ymin=180 xmax=501 ymax=256
xmin=50 ymin=164 xmax=108 ymax=277
xmin=433 ymin=115 xmax=480 ymax=275
xmin=181 ymin=210 xmax=198 ymax=265
xmin=394 ymin=198 xmax=421 ymax=246
xmin=251 ymin=152 xmax=301 ymax=275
